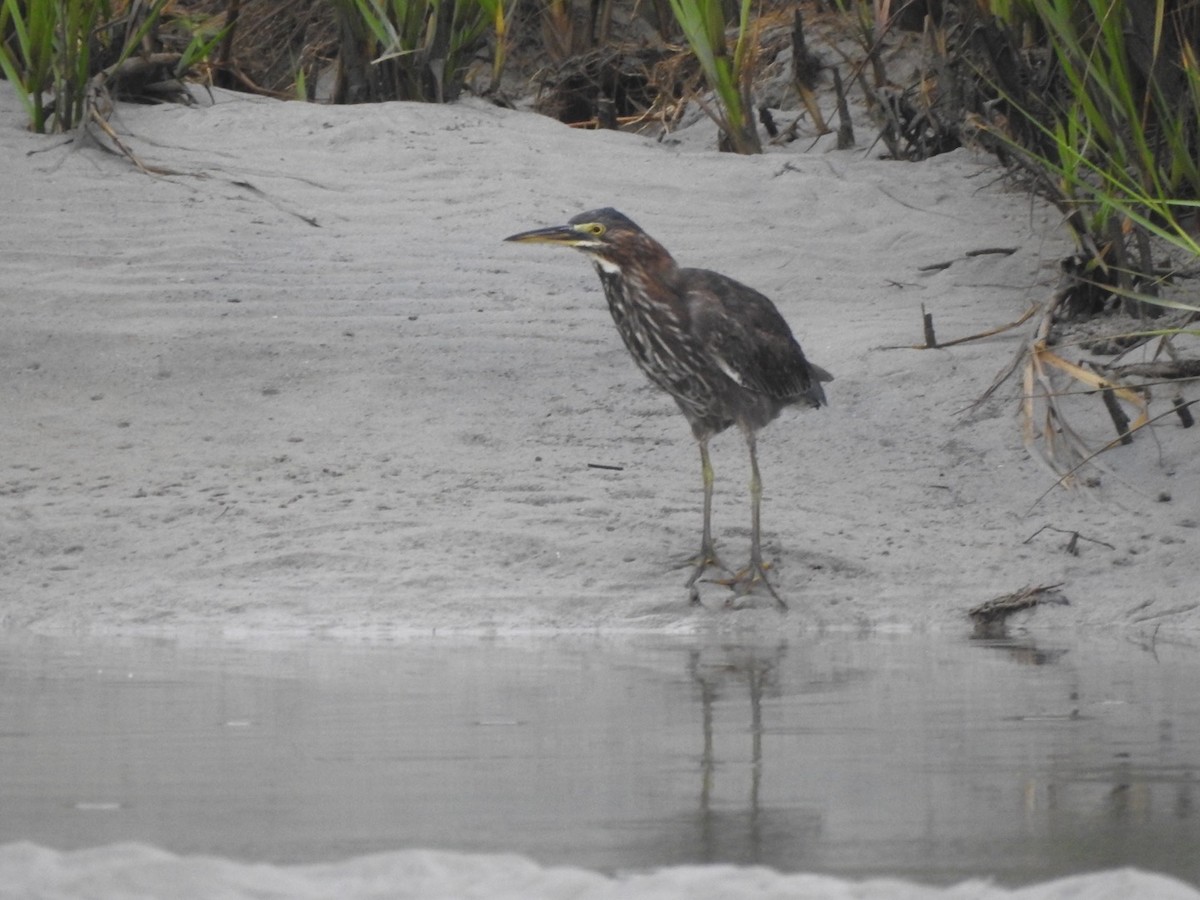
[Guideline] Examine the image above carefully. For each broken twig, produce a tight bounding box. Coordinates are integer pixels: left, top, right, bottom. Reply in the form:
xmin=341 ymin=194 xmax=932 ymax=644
xmin=884 ymin=302 xmax=1039 ymax=351
xmin=1023 ymin=525 xmax=1116 ymax=555
xmin=1100 ymin=388 xmax=1133 ymax=444
xmin=1173 ymin=396 xmax=1195 ymax=428
xmin=921 ymin=304 xmax=937 ymax=348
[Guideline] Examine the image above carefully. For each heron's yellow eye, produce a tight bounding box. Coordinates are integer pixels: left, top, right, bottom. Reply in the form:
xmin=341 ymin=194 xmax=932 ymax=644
xmin=582 ymin=222 xmax=605 ymax=237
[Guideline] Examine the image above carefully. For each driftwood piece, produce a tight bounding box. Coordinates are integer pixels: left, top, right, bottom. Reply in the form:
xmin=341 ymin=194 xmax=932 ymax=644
xmin=969 ymin=584 xmax=1068 ymax=636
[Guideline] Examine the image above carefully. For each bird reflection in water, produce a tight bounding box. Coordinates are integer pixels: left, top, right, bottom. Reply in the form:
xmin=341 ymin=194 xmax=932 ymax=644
xmin=682 ymin=643 xmax=822 ymax=866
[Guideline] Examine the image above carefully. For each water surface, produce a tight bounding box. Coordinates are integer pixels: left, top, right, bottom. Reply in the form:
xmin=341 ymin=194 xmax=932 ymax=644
xmin=2 ymin=632 xmax=1197 ymax=887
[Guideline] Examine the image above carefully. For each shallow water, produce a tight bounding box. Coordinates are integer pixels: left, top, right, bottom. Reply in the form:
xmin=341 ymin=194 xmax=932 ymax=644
xmin=2 ymin=632 xmax=1198 ymax=887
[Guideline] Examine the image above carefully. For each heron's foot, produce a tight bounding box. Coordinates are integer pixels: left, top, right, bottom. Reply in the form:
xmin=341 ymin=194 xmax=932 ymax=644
xmin=681 ymin=549 xmax=729 ymax=605
xmin=718 ymin=559 xmax=788 ymax=610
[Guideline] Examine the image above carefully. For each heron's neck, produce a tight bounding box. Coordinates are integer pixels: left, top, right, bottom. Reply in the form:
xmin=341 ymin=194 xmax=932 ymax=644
xmin=590 ymin=255 xmax=623 ymax=275
xmin=593 ymin=251 xmax=683 ymax=328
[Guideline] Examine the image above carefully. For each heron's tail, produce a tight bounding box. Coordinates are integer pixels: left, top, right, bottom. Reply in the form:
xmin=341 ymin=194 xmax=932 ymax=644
xmin=808 ymin=362 xmax=833 ymax=407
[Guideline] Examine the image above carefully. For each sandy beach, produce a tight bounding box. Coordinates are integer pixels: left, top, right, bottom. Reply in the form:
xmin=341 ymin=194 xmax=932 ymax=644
xmin=2 ymin=81 xmax=1197 ymax=638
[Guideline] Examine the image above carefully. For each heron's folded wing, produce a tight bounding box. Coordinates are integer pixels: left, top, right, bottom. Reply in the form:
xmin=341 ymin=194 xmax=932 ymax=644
xmin=684 ymin=270 xmax=828 ymax=405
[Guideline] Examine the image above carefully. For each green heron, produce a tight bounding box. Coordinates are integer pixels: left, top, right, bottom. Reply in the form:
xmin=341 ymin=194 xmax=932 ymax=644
xmin=505 ymin=208 xmax=831 ymax=608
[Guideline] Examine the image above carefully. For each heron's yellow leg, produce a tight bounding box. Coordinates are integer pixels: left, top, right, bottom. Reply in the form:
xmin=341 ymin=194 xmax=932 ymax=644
xmin=722 ymin=430 xmax=787 ymax=610
xmin=685 ymin=438 xmax=726 ymax=602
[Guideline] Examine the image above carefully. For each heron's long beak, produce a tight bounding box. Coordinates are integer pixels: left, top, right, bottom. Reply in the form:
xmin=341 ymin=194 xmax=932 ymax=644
xmin=503 ymin=224 xmax=584 ymax=246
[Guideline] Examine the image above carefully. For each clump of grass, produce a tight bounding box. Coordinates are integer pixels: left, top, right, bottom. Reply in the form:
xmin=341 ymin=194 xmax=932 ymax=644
xmin=926 ymin=0 xmax=1200 ymax=483
xmin=0 ymin=0 xmax=226 ymax=134
xmin=331 ymin=0 xmax=503 ymax=103
xmin=666 ymin=0 xmax=761 ymax=153
xmin=0 ymin=0 xmax=129 ymax=132
xmin=1 ymin=0 xmax=100 ymax=131
xmin=968 ymin=0 xmax=1198 ymax=294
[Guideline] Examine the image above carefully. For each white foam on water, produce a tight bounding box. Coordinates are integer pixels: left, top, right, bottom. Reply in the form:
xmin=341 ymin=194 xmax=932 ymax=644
xmin=1 ymin=843 xmax=1196 ymax=900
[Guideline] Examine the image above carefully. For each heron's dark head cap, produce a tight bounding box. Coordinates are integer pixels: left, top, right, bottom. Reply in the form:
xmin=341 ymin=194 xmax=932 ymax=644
xmin=504 ymin=208 xmax=646 ymax=257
